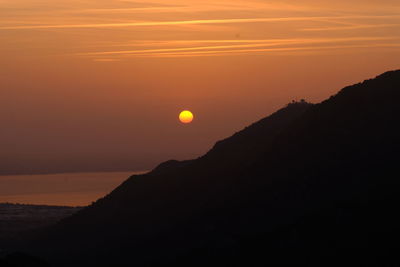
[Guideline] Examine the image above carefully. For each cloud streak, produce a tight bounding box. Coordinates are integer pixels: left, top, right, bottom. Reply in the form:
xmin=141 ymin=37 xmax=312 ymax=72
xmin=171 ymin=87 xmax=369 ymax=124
xmin=78 ymin=37 xmax=400 ymax=59
xmin=1 ymin=15 xmax=400 ymax=30
xmin=301 ymin=23 xmax=400 ymax=31
xmin=130 ymin=43 xmax=400 ymax=58
xmin=68 ymin=1 xmax=319 ymax=14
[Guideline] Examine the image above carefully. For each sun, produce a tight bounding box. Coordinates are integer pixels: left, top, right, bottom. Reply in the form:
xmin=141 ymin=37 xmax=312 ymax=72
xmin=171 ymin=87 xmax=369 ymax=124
xmin=179 ymin=110 xmax=194 ymax=124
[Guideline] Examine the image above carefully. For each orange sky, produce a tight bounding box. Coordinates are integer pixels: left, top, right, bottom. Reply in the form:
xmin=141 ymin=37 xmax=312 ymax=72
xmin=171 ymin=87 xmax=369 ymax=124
xmin=1 ymin=0 xmax=399 ymax=174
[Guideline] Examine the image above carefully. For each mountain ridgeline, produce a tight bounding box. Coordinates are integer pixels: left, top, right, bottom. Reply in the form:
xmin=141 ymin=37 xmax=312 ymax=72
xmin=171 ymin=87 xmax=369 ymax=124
xmin=20 ymin=70 xmax=400 ymax=266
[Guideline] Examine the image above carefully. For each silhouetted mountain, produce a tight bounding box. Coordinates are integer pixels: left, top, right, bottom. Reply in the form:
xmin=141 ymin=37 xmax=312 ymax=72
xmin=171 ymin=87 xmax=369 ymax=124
xmin=14 ymin=70 xmax=400 ymax=266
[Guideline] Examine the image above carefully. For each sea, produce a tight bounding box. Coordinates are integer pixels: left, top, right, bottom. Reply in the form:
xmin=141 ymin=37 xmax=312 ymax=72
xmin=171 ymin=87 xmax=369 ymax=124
xmin=0 ymin=171 xmax=146 ymax=207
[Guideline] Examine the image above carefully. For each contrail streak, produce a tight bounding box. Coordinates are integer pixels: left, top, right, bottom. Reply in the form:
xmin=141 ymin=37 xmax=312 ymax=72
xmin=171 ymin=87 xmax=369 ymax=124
xmin=1 ymin=15 xmax=400 ymax=30
xmin=129 ymin=43 xmax=400 ymax=58
xmin=78 ymin=37 xmax=397 ymax=56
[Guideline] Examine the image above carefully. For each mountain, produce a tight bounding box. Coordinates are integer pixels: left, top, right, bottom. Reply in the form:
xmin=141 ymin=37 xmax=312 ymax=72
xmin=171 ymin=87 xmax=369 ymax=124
xmin=16 ymin=70 xmax=400 ymax=266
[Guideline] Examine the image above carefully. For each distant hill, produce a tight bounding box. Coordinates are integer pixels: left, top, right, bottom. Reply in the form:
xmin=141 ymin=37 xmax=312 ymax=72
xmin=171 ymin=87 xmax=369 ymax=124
xmin=16 ymin=70 xmax=400 ymax=266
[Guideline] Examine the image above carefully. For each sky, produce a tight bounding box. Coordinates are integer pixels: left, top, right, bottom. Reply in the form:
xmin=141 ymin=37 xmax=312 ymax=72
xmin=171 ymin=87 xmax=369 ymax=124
xmin=1 ymin=0 xmax=400 ymax=174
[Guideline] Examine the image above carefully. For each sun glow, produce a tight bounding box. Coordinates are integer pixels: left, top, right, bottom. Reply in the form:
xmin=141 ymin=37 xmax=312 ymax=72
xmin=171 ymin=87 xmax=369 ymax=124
xmin=179 ymin=110 xmax=194 ymax=124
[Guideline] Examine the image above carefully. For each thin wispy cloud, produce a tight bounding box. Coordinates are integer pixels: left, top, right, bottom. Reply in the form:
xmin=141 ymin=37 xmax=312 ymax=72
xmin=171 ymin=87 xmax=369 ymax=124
xmin=2 ymin=0 xmax=399 ymax=62
xmin=86 ymin=37 xmax=399 ymax=49
xmin=92 ymin=58 xmax=121 ymax=62
xmin=78 ymin=37 xmax=396 ymax=56
xmin=77 ymin=37 xmax=399 ymax=59
xmin=301 ymin=23 xmax=400 ymax=31
xmin=1 ymin=15 xmax=400 ymax=30
xmin=128 ymin=43 xmax=400 ymax=58
xmin=68 ymin=1 xmax=319 ymax=14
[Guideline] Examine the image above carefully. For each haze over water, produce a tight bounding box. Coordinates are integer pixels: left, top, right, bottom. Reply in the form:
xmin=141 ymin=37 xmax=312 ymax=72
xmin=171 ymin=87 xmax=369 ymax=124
xmin=0 ymin=171 xmax=142 ymax=206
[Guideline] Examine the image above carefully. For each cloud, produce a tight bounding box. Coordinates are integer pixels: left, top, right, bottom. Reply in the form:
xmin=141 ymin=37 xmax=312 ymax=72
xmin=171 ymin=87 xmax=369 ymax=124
xmin=68 ymin=1 xmax=318 ymax=14
xmin=75 ymin=37 xmax=399 ymax=58
xmin=1 ymin=15 xmax=400 ymax=30
xmin=92 ymin=58 xmax=121 ymax=62
xmin=301 ymin=23 xmax=400 ymax=31
xmin=133 ymin=43 xmax=400 ymax=58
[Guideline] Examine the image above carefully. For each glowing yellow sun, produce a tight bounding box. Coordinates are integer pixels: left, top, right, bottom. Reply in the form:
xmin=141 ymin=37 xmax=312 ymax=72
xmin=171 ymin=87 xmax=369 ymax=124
xmin=179 ymin=110 xmax=194 ymax=124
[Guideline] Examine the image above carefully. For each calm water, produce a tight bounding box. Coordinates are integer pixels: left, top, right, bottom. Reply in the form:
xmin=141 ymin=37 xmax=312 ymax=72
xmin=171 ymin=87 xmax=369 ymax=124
xmin=0 ymin=171 xmax=145 ymax=206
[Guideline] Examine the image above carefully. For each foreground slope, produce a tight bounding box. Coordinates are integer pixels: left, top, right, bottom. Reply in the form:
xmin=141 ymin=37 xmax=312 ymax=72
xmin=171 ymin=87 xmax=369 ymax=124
xmin=26 ymin=70 xmax=400 ymax=266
